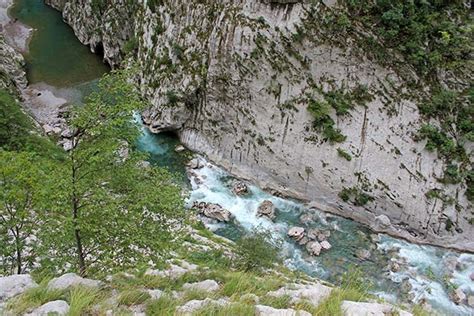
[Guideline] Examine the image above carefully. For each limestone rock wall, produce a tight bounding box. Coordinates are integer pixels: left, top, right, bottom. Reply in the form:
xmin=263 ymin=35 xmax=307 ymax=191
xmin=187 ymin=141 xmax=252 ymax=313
xmin=47 ymin=0 xmax=473 ymax=252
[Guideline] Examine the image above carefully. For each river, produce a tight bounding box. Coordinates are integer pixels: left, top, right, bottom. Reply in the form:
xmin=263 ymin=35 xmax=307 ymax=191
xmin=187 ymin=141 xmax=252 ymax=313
xmin=8 ymin=1 xmax=474 ymax=315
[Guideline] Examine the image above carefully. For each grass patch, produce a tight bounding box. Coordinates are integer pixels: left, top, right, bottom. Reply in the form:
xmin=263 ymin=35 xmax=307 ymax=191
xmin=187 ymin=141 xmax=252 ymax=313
xmin=193 ymin=302 xmax=256 ymax=316
xmin=117 ymin=289 xmax=151 ymax=306
xmin=146 ymin=295 xmax=178 ymax=316
xmin=259 ymin=294 xmax=292 ymax=309
xmin=220 ymin=272 xmax=284 ymax=298
xmin=67 ymin=286 xmax=103 ymax=316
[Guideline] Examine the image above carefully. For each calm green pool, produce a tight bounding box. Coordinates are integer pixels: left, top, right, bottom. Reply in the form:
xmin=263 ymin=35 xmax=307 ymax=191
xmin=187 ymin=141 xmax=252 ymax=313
xmin=10 ymin=0 xmax=108 ymax=87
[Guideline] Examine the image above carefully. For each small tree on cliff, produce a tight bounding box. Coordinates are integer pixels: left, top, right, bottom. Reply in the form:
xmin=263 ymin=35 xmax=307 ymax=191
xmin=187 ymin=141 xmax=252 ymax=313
xmin=40 ymin=71 xmax=184 ymax=277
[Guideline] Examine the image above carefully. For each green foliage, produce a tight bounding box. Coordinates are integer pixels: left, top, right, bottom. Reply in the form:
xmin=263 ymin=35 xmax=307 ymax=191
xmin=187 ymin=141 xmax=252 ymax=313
xmin=0 ymin=151 xmax=54 ymax=274
xmin=339 ymin=187 xmax=373 ymax=206
xmin=307 ymin=99 xmax=346 ymax=143
xmin=123 ymin=36 xmax=139 ymax=55
xmin=344 ymin=0 xmax=473 ymax=77
xmin=259 ymin=294 xmax=292 ymax=309
xmin=234 ymin=229 xmax=281 ymax=272
xmin=147 ymin=0 xmax=163 ymax=13
xmin=0 ymin=90 xmax=62 ymax=157
xmin=117 ymin=289 xmax=151 ymax=306
xmin=193 ymin=302 xmax=256 ymax=316
xmin=337 ymin=148 xmax=352 ymax=161
xmin=146 ymin=295 xmax=177 ymax=316
xmin=313 ymin=267 xmax=372 ymax=316
xmin=68 ymin=287 xmax=103 ymax=316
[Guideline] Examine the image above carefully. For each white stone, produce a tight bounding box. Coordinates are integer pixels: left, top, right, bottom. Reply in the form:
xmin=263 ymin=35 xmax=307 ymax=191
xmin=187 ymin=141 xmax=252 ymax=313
xmin=306 ymin=241 xmax=322 ymax=256
xmin=255 ymin=305 xmax=311 ymax=316
xmin=320 ymin=240 xmax=332 ymax=250
xmin=288 ymin=227 xmax=305 ymax=240
xmin=341 ymin=301 xmax=413 ymax=316
xmin=147 ymin=289 xmax=164 ymax=300
xmin=175 ymin=298 xmax=228 ymax=315
xmin=267 ymin=283 xmax=332 ymax=306
xmin=47 ymin=273 xmax=101 ymax=290
xmin=0 ymin=274 xmax=37 ymax=302
xmin=25 ymin=300 xmax=69 ymax=316
xmin=183 ymin=279 xmax=219 ymax=292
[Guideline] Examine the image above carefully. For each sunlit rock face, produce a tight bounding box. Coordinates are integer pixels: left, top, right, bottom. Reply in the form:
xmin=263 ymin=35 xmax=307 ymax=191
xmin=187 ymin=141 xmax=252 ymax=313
xmin=46 ymin=0 xmax=473 ymax=252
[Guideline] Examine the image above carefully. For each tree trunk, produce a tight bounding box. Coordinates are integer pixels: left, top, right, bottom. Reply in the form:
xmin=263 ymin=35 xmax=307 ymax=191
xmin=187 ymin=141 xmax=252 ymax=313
xmin=14 ymin=226 xmax=22 ymax=274
xmin=71 ymin=149 xmax=87 ymax=277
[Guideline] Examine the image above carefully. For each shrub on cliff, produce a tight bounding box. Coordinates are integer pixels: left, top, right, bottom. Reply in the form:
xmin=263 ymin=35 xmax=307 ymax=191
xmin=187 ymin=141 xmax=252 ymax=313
xmin=234 ymin=229 xmax=281 ymax=272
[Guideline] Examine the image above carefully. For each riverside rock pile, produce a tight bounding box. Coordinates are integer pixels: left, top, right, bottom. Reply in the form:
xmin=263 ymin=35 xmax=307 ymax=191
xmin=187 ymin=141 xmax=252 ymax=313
xmin=287 ymin=226 xmax=332 ymax=256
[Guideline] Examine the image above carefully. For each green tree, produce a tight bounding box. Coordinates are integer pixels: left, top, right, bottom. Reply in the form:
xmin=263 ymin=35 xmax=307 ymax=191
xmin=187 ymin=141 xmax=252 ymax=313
xmin=0 ymin=151 xmax=51 ymax=274
xmin=39 ymin=71 xmax=184 ymax=277
xmin=235 ymin=228 xmax=281 ymax=272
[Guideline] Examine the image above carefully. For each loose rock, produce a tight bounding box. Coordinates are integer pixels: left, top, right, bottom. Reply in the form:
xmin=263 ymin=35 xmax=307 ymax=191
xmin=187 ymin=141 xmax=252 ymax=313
xmin=450 ymin=288 xmax=466 ymax=305
xmin=306 ymin=241 xmax=322 ymax=256
xmin=192 ymin=201 xmax=233 ymax=222
xmin=183 ymin=280 xmax=219 ymax=292
xmin=47 ymin=273 xmax=101 ymax=290
xmin=355 ymin=249 xmax=371 ymax=260
xmin=320 ymin=240 xmax=332 ymax=250
xmin=175 ymin=145 xmax=186 ymax=152
xmin=255 ymin=305 xmax=311 ymax=316
xmin=25 ymin=300 xmax=69 ymax=316
xmin=0 ymin=274 xmax=37 ymax=302
xmin=257 ymin=200 xmax=276 ymax=220
xmin=288 ymin=227 xmax=305 ymax=241
xmin=341 ymin=301 xmax=413 ymax=316
xmin=232 ymin=181 xmax=248 ymax=195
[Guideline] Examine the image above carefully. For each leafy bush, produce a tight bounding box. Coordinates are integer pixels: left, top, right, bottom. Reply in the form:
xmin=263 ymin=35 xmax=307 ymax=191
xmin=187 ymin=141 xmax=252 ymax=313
xmin=339 ymin=187 xmax=373 ymax=206
xmin=234 ymin=229 xmax=281 ymax=272
xmin=337 ymin=148 xmax=352 ymax=161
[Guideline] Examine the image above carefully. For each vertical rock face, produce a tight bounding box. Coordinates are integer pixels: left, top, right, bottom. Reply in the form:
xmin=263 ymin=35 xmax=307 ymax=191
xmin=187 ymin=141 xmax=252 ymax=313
xmin=47 ymin=0 xmax=473 ymax=252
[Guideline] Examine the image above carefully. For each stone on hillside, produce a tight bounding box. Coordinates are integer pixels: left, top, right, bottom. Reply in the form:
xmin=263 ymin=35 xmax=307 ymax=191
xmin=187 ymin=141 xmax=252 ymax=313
xmin=341 ymin=301 xmax=413 ymax=316
xmin=257 ymin=200 xmax=276 ymax=220
xmin=146 ymin=261 xmax=198 ymax=279
xmin=183 ymin=279 xmax=219 ymax=292
xmin=267 ymin=283 xmax=332 ymax=306
xmin=176 ymin=298 xmax=228 ymax=315
xmin=320 ymin=240 xmax=332 ymax=250
xmin=450 ymin=288 xmax=466 ymax=304
xmin=306 ymin=241 xmax=322 ymax=256
xmin=25 ymin=300 xmax=69 ymax=316
xmin=255 ymin=305 xmax=311 ymax=316
xmin=0 ymin=274 xmax=38 ymax=302
xmin=355 ymin=249 xmax=371 ymax=260
xmin=47 ymin=273 xmax=101 ymax=290
xmin=287 ymin=227 xmax=305 ymax=241
xmin=175 ymin=145 xmax=186 ymax=152
xmin=192 ymin=201 xmax=233 ymax=222
xmin=232 ymin=181 xmax=248 ymax=195
xmin=147 ymin=289 xmax=163 ymax=300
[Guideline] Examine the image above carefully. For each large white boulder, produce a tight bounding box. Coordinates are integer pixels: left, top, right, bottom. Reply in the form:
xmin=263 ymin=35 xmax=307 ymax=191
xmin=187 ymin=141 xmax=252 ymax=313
xmin=176 ymin=298 xmax=228 ymax=315
xmin=0 ymin=274 xmax=38 ymax=302
xmin=25 ymin=300 xmax=69 ymax=316
xmin=255 ymin=305 xmax=311 ymax=316
xmin=47 ymin=273 xmax=101 ymax=290
xmin=267 ymin=283 xmax=332 ymax=306
xmin=183 ymin=279 xmax=219 ymax=292
xmin=341 ymin=301 xmax=413 ymax=316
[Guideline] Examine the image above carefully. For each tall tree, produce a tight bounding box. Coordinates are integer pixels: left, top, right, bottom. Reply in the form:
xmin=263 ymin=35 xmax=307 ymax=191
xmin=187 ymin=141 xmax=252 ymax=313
xmin=40 ymin=71 xmax=184 ymax=277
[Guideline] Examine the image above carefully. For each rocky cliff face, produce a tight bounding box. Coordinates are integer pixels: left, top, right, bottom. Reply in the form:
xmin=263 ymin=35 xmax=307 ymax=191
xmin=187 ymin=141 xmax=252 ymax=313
xmin=46 ymin=0 xmax=473 ymax=252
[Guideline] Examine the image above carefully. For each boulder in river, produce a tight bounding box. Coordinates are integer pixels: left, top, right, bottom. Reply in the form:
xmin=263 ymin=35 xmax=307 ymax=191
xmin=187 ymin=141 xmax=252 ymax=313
xmin=232 ymin=181 xmax=248 ymax=196
xmin=299 ymin=212 xmax=315 ymax=224
xmin=470 ymin=272 xmax=474 ymax=281
xmin=320 ymin=240 xmax=331 ymax=250
xmin=288 ymin=227 xmax=305 ymax=241
xmin=257 ymin=200 xmax=276 ymax=220
xmin=307 ymin=228 xmax=330 ymax=241
xmin=175 ymin=145 xmax=186 ymax=152
xmin=187 ymin=158 xmax=204 ymax=169
xmin=298 ymin=237 xmax=309 ymax=246
xmin=192 ymin=201 xmax=233 ymax=222
xmin=450 ymin=288 xmax=466 ymax=305
xmin=388 ymin=261 xmax=401 ymax=272
xmin=306 ymin=241 xmax=322 ymax=256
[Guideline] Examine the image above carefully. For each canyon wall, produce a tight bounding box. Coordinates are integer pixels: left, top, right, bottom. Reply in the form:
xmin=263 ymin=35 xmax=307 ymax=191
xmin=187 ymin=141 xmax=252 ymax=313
xmin=46 ymin=0 xmax=473 ymax=251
